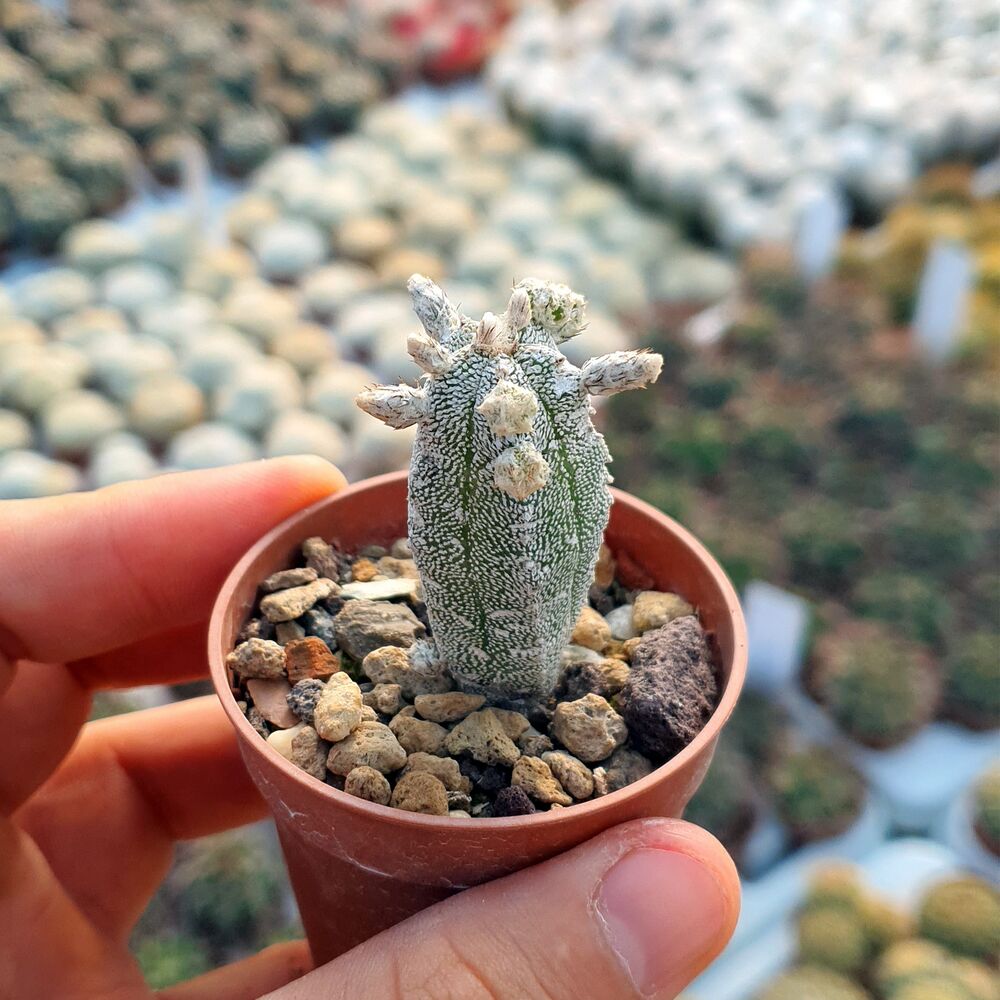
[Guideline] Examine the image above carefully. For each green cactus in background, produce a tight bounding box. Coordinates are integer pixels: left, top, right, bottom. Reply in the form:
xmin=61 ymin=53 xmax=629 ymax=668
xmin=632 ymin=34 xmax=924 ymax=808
xmin=134 ymin=935 xmax=210 ymax=990
xmin=766 ymin=745 xmax=864 ymax=844
xmin=943 ymin=632 xmax=1000 ymax=731
xmin=852 ymin=571 xmax=953 ymax=648
xmin=973 ymin=766 xmax=1000 ymax=857
xmin=797 ymin=904 xmax=870 ymax=975
xmin=357 ymin=275 xmax=662 ymax=695
xmin=683 ymin=737 xmax=756 ymax=855
xmin=755 ymin=965 xmax=872 ymax=1000
xmin=918 ymin=878 xmax=1000 ymax=962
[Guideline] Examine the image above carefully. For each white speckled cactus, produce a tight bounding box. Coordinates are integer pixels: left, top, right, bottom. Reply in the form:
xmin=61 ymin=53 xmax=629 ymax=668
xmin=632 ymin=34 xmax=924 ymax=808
xmin=357 ymin=275 xmax=662 ymax=696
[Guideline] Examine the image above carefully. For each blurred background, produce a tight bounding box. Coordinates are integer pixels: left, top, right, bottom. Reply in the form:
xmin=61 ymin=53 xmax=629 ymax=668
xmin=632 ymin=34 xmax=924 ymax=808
xmin=1 ymin=1 xmax=997 ymax=996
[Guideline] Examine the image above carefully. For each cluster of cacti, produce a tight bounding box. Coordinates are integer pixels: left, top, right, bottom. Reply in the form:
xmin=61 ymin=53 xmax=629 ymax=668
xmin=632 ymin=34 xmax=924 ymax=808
xmin=942 ymin=632 xmax=1000 ymax=731
xmin=357 ymin=275 xmax=662 ymax=695
xmin=491 ymin=1 xmax=1000 ymax=249
xmin=0 ymin=46 xmax=138 ymax=251
xmin=972 ymin=765 xmax=1000 ymax=858
xmin=753 ymin=864 xmax=1000 ymax=1000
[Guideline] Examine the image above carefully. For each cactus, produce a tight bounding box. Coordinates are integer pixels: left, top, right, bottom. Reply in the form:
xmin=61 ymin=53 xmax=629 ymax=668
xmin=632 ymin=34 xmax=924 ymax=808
xmin=766 ymin=746 xmax=864 ymax=844
xmin=875 ymin=939 xmax=954 ymax=997
xmin=943 ymin=632 xmax=1000 ymax=731
xmin=683 ymin=738 xmax=756 ymax=855
xmin=755 ymin=965 xmax=872 ymax=1000
xmin=797 ymin=905 xmax=870 ymax=975
xmin=918 ymin=878 xmax=1000 ymax=962
xmin=973 ymin=765 xmax=1000 ymax=857
xmin=852 ymin=571 xmax=953 ymax=648
xmin=357 ymin=275 xmax=662 ymax=696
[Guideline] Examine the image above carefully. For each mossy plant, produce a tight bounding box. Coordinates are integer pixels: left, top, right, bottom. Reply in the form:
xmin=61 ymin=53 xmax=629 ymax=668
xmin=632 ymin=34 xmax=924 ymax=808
xmin=357 ymin=275 xmax=662 ymax=696
xmin=782 ymin=499 xmax=866 ymax=595
xmin=852 ymin=571 xmax=953 ymax=648
xmin=888 ymin=495 xmax=983 ymax=577
xmin=683 ymin=738 xmax=756 ymax=856
xmin=811 ymin=622 xmax=940 ymax=748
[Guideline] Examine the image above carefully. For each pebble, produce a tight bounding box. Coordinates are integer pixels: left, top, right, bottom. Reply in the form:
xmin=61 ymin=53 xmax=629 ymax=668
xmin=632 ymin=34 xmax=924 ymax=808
xmin=622 ymin=637 xmax=642 ymax=661
xmin=413 ymin=692 xmax=485 ymax=723
xmin=543 ymin=750 xmax=595 ymax=800
xmin=389 ymin=771 xmax=449 ymax=815
xmin=246 ymin=705 xmax=269 ymax=739
xmin=239 ymin=618 xmax=274 ymax=642
xmin=363 ymin=683 xmax=404 ymax=716
xmin=339 ymin=578 xmax=419 ymax=602
xmin=402 ymin=752 xmax=472 ymax=793
xmin=351 ymin=557 xmax=379 ymax=582
xmin=599 ymin=747 xmax=654 ymax=793
xmin=268 ymin=724 xmax=327 ymax=780
xmin=618 ymin=616 xmax=717 ymax=759
xmin=360 ymin=644 xmax=451 ymax=697
xmin=284 ymin=636 xmax=340 ymax=682
xmin=226 ymin=638 xmax=286 ymax=680
xmin=449 ymin=809 xmax=472 ymax=819
xmin=246 ymin=677 xmax=298 ymax=728
xmin=301 ymin=606 xmax=338 ymax=648
xmin=275 ymin=621 xmax=306 ymax=645
xmin=361 ymin=704 xmax=379 ymax=722
xmin=344 ymin=765 xmax=391 ymax=806
xmin=605 ymin=605 xmax=638 ymax=640
xmin=262 ymin=567 xmax=318 ymax=592
xmin=493 ymin=786 xmax=536 ymax=816
xmin=326 ymin=722 xmax=407 ymax=775
xmin=512 ymin=756 xmax=573 ymax=806
xmin=390 ymin=538 xmax=412 ymax=558
xmin=571 ymin=606 xmax=612 ymax=651
xmin=334 ymin=600 xmax=425 ymax=660
xmin=550 ymin=694 xmax=628 ymax=763
xmin=302 ymin=536 xmax=341 ymax=580
xmin=445 ymin=710 xmax=521 ymax=767
xmin=312 ymin=672 xmax=364 ymax=742
xmin=631 ymin=591 xmax=695 ymax=634
xmin=559 ymin=658 xmax=630 ymax=701
xmin=561 ymin=644 xmax=603 ymax=667
xmin=389 ymin=714 xmax=448 ymax=755
xmin=377 ymin=556 xmax=419 ymax=580
xmin=260 ymin=578 xmax=338 ymax=623
xmin=447 ymin=791 xmax=472 ymax=812
xmin=517 ymin=727 xmax=554 ymax=757
xmin=491 ymin=708 xmax=532 ymax=740
xmin=286 ymin=678 xmax=325 ymax=724
xmin=594 ymin=543 xmax=616 ymax=588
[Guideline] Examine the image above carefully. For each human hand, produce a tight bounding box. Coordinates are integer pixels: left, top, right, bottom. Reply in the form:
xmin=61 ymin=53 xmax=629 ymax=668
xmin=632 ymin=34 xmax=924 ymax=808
xmin=0 ymin=457 xmax=740 ymax=1000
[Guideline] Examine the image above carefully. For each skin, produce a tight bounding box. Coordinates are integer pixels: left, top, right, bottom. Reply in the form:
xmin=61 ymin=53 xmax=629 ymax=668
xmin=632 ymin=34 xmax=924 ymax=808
xmin=0 ymin=457 xmax=740 ymax=1000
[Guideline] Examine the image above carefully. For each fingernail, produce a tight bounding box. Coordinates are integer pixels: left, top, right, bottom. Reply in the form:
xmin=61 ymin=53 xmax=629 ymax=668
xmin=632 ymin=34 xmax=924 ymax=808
xmin=596 ymin=848 xmax=728 ymax=997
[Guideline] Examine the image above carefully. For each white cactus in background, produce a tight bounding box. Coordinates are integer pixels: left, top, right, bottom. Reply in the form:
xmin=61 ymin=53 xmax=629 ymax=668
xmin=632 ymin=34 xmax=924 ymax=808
xmin=357 ymin=276 xmax=662 ymax=695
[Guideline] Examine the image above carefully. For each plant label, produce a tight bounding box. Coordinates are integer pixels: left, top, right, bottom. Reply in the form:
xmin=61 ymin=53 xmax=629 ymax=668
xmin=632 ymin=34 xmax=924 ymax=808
xmin=794 ymin=187 xmax=847 ymax=282
xmin=743 ymin=581 xmax=810 ymax=693
xmin=912 ymin=239 xmax=973 ymax=363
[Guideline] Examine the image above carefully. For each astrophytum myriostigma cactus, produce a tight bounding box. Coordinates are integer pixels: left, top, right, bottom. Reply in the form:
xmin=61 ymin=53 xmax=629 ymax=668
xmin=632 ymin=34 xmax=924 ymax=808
xmin=356 ymin=275 xmax=662 ymax=696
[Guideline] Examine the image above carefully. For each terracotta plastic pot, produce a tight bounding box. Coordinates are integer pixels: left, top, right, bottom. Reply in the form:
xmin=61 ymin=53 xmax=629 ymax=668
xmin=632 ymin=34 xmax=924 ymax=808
xmin=209 ymin=471 xmax=747 ymax=964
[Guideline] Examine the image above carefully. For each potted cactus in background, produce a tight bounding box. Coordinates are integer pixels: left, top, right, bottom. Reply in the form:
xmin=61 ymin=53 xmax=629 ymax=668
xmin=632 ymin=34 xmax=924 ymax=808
xmin=210 ymin=275 xmax=747 ymax=961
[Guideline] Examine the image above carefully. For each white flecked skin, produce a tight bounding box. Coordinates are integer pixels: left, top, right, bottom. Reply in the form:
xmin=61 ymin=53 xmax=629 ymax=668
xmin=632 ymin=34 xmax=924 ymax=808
xmin=357 ymin=275 xmax=662 ymax=696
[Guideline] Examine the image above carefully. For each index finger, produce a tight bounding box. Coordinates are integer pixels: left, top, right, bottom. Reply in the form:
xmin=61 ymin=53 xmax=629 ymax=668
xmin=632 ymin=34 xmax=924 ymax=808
xmin=0 ymin=457 xmax=345 ymax=667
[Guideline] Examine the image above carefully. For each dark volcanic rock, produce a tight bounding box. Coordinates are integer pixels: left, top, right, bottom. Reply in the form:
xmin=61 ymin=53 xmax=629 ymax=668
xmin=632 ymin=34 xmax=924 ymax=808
xmin=493 ymin=786 xmax=537 ymax=816
xmin=617 ymin=615 xmax=717 ymax=760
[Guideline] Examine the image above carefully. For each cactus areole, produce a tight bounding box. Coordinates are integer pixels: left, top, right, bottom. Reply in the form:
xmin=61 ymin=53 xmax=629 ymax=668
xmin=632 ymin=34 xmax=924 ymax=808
xmin=357 ymin=276 xmax=663 ymax=696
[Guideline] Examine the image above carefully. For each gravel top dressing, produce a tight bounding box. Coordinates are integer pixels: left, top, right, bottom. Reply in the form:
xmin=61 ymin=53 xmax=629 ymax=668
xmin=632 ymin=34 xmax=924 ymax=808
xmin=228 ymin=533 xmax=720 ymax=818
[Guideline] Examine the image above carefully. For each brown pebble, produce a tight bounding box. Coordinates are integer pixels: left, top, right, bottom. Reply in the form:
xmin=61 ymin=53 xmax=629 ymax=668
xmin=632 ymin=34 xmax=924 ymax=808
xmin=302 ymin=536 xmax=340 ymax=580
xmin=389 ymin=771 xmax=448 ymax=815
xmin=512 ymin=755 xmax=572 ymax=806
xmin=543 ymin=750 xmax=595 ymax=800
xmin=363 ymin=682 xmax=404 ymax=716
xmin=491 ymin=708 xmax=531 ymax=740
xmin=351 ymin=558 xmax=379 ymax=582
xmin=389 ymin=714 xmax=448 ymax=755
xmin=227 ymin=638 xmax=286 ymax=680
xmin=262 ymin=567 xmax=318 ymax=592
xmin=275 ymin=621 xmax=306 ymax=645
xmin=551 ymin=694 xmax=628 ymax=763
xmin=246 ymin=677 xmax=298 ymax=728
xmin=401 ymin=752 xmax=472 ymax=793
xmin=312 ymin=672 xmax=364 ymax=742
xmin=572 ymin=606 xmax=613 ymax=652
xmin=326 ymin=722 xmax=407 ymax=775
xmin=284 ymin=636 xmax=340 ymax=682
xmin=594 ymin=543 xmax=616 ymax=589
xmin=246 ymin=705 xmax=269 ymax=739
xmin=344 ymin=765 xmax=391 ymax=805
xmin=377 ymin=556 xmax=419 ymax=579
xmin=260 ymin=578 xmax=337 ymax=623
xmin=622 ymin=637 xmax=642 ymax=662
xmin=413 ymin=692 xmax=485 ymax=723
xmin=444 ymin=710 xmax=521 ymax=766
xmin=632 ymin=591 xmax=694 ymax=634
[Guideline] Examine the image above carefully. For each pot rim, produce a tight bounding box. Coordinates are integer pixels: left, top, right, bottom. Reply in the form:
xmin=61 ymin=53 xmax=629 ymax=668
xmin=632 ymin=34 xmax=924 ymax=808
xmin=208 ymin=470 xmax=747 ymax=832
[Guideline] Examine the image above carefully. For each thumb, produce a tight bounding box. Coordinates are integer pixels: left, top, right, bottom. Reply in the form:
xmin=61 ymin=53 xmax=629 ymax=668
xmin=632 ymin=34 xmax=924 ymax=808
xmin=266 ymin=818 xmax=740 ymax=1000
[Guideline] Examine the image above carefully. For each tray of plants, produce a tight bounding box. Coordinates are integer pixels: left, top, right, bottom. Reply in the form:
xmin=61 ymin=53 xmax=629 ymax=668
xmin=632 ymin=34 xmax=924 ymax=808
xmin=689 ymin=838 xmax=999 ymax=1000
xmin=209 ymin=275 xmax=748 ymax=963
